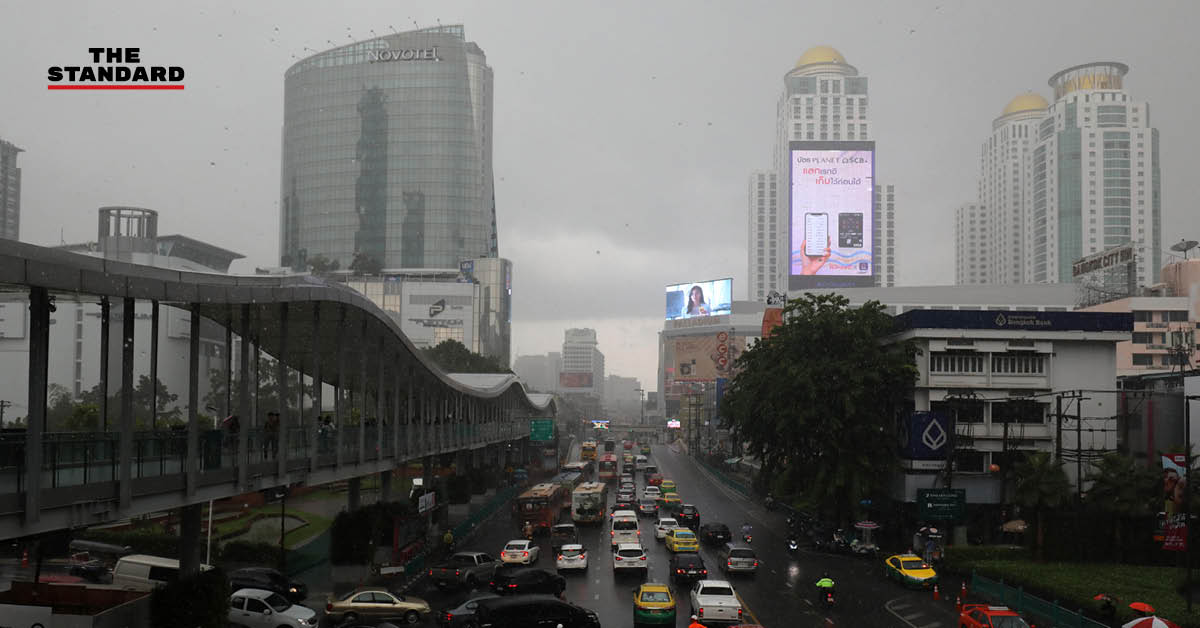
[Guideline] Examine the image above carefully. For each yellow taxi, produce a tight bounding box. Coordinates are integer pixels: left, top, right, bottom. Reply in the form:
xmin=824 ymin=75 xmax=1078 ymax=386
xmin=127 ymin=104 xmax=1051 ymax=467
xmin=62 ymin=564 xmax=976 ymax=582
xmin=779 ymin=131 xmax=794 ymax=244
xmin=660 ymin=479 xmax=677 ymax=493
xmin=883 ymin=553 xmax=939 ymax=589
xmin=656 ymin=494 xmax=682 ymax=513
xmin=623 ymin=452 xmax=634 ymax=465
xmin=664 ymin=527 xmax=700 ymax=553
xmin=632 ymin=582 xmax=676 ymax=627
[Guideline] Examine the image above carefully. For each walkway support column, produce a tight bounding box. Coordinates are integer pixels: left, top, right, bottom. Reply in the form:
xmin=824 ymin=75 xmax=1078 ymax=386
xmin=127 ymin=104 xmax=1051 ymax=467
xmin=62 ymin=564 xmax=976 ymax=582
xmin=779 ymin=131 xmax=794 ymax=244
xmin=118 ymin=297 xmax=135 ymax=511
xmin=276 ymin=304 xmax=289 ymax=479
xmin=334 ymin=307 xmax=346 ymax=468
xmin=309 ymin=305 xmax=321 ymax=472
xmin=179 ymin=503 xmax=203 ymax=576
xmin=376 ymin=338 xmax=385 ymax=462
xmin=23 ymin=287 xmax=50 ymax=524
xmin=348 ymin=476 xmax=361 ymax=512
xmin=358 ymin=319 xmax=367 ymax=465
xmin=186 ymin=304 xmax=200 ymax=495
xmin=238 ymin=304 xmax=251 ymax=487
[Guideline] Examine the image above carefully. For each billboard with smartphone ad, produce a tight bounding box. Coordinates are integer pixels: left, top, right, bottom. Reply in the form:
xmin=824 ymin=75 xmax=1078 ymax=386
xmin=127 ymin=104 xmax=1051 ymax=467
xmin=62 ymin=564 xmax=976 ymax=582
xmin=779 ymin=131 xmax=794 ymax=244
xmin=789 ymin=141 xmax=875 ymax=289
xmin=665 ymin=278 xmax=733 ymax=320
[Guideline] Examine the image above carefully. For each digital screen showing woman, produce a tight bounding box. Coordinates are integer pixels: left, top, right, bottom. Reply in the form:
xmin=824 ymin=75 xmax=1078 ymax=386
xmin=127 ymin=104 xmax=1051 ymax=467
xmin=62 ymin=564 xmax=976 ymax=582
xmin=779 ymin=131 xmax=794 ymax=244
xmin=664 ymin=278 xmax=732 ymax=320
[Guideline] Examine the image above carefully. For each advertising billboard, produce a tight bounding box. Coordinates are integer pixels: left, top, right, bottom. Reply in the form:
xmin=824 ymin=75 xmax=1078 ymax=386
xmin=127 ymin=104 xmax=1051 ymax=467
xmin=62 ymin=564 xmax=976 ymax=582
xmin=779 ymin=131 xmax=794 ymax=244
xmin=399 ymin=282 xmax=476 ymax=350
xmin=672 ymin=333 xmax=744 ymax=382
xmin=667 ymin=419 xmax=681 ymax=429
xmin=665 ymin=278 xmax=733 ymax=320
xmin=788 ymin=141 xmax=875 ymax=289
xmin=559 ymin=372 xmax=594 ymax=388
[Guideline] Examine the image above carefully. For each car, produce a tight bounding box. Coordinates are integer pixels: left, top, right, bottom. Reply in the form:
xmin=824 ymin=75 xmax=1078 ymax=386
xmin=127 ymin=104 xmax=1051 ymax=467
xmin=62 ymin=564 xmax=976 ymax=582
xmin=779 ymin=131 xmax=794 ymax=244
xmin=228 ymin=567 xmax=309 ymax=604
xmin=623 ymin=452 xmax=634 ymax=465
xmin=500 ymin=540 xmax=540 ymax=565
xmin=474 ymin=595 xmax=600 ymax=628
xmin=489 ymin=567 xmax=566 ymax=596
xmin=647 ymin=473 xmax=664 ymax=486
xmin=665 ymin=528 xmax=700 ymax=553
xmin=230 ymin=588 xmax=318 ymax=628
xmin=637 ymin=498 xmax=659 ymax=517
xmin=550 ymin=523 xmax=580 ymax=554
xmin=617 ymin=490 xmax=636 ymax=503
xmin=657 ymin=494 xmax=683 ymax=514
xmin=624 ymin=441 xmax=634 ymax=450
xmin=620 ymin=473 xmax=635 ymax=485
xmin=642 ymin=465 xmax=659 ymax=478
xmin=958 ymin=604 xmax=1033 ymax=628
xmin=698 ymin=522 xmax=732 ymax=546
xmin=688 ymin=579 xmax=743 ymax=625
xmin=642 ymin=486 xmax=662 ymax=500
xmin=428 ymin=552 xmax=499 ymax=590
xmin=439 ymin=592 xmax=500 ymax=628
xmin=882 ymin=553 xmax=939 ymax=589
xmin=669 ymin=552 xmax=708 ymax=583
xmin=676 ymin=504 xmax=701 ymax=529
xmin=324 ymin=587 xmax=431 ymax=626
xmin=655 ymin=517 xmax=680 ymax=540
xmin=612 ymin=543 xmax=648 ymax=576
xmin=718 ymin=543 xmax=758 ymax=576
xmin=632 ymin=582 xmax=676 ymax=627
xmin=660 ymin=479 xmax=677 ymax=493
xmin=611 ymin=510 xmax=641 ymax=548
xmin=634 ymin=455 xmax=648 ymax=471
xmin=620 ymin=481 xmax=637 ymax=494
xmin=640 ymin=444 xmax=652 ymax=456
xmin=556 ymin=544 xmax=588 ymax=571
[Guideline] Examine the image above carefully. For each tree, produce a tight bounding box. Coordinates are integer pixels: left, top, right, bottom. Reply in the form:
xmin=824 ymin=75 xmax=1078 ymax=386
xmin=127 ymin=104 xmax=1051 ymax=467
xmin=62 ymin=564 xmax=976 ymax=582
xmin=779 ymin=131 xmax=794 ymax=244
xmin=421 ymin=340 xmax=511 ymax=374
xmin=720 ymin=293 xmax=918 ymax=523
xmin=78 ymin=376 xmax=181 ymax=430
xmin=204 ymin=355 xmax=307 ymax=420
xmin=349 ymin=252 xmax=382 ymax=276
xmin=1012 ymin=451 xmax=1071 ymax=560
xmin=306 ymin=254 xmax=340 ymax=273
xmin=1084 ymin=453 xmax=1158 ymax=562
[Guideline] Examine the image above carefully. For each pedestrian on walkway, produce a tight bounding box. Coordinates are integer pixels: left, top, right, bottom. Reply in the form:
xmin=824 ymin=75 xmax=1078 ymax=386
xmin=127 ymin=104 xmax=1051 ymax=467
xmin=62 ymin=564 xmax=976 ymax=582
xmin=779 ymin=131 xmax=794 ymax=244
xmin=263 ymin=411 xmax=280 ymax=460
xmin=688 ymin=614 xmax=706 ymax=628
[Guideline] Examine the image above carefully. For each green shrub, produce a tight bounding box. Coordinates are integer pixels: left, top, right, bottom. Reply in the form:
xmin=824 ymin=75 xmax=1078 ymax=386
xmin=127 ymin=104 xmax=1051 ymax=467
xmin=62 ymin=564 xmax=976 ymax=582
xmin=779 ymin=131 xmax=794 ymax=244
xmin=151 ymin=566 xmax=230 ymax=628
xmin=943 ymin=544 xmax=1031 ymax=573
xmin=219 ymin=540 xmax=282 ymax=566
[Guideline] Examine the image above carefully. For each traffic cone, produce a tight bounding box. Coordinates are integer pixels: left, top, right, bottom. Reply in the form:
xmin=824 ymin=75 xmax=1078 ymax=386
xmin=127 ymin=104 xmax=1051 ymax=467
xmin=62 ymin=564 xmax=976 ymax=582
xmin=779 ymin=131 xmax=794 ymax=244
xmin=21 ymin=549 xmax=28 ymax=568
xmin=955 ymin=595 xmax=962 ymax=611
xmin=933 ymin=584 xmax=941 ymax=601
xmin=961 ymin=581 xmax=968 ymax=599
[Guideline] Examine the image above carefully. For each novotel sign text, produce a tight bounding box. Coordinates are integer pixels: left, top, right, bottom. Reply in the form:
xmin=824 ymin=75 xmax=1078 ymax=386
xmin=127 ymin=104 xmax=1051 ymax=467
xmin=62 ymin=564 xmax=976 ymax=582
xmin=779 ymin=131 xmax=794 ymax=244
xmin=368 ymin=44 xmax=440 ymax=63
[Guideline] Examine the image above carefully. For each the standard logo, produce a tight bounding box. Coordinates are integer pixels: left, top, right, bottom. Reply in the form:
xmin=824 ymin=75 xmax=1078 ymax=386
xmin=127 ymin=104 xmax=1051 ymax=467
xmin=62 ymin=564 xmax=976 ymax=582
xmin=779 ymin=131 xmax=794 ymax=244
xmin=47 ymin=47 xmax=185 ymax=89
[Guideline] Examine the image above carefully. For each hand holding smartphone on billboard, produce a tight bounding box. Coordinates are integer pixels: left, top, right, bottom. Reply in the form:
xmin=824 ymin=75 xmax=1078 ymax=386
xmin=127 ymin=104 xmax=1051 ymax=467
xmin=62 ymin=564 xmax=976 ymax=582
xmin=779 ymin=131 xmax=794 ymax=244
xmin=804 ymin=212 xmax=828 ymax=256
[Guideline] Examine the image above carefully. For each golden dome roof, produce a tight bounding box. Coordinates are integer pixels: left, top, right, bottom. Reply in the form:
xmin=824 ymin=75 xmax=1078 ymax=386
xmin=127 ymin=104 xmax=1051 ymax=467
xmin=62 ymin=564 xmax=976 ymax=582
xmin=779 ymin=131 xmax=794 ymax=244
xmin=796 ymin=45 xmax=847 ymax=68
xmin=1001 ymin=92 xmax=1049 ymax=116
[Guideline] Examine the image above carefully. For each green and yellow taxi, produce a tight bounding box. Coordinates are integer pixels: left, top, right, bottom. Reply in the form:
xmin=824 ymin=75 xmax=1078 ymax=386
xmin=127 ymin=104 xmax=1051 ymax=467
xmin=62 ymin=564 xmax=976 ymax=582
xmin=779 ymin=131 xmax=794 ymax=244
xmin=640 ymin=444 xmax=652 ymax=456
xmin=656 ymin=494 xmax=682 ymax=513
xmin=883 ymin=553 xmax=939 ymax=589
xmin=632 ymin=582 xmax=676 ymax=627
xmin=664 ymin=527 xmax=700 ymax=553
xmin=660 ymin=479 xmax=677 ymax=494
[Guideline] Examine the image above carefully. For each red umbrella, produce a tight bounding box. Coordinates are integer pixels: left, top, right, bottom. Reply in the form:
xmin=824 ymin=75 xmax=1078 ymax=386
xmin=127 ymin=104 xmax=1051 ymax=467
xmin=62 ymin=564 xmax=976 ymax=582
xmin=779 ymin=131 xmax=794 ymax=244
xmin=1094 ymin=593 xmax=1118 ymax=601
xmin=1129 ymin=602 xmax=1156 ymax=614
xmin=1122 ymin=618 xmax=1180 ymax=628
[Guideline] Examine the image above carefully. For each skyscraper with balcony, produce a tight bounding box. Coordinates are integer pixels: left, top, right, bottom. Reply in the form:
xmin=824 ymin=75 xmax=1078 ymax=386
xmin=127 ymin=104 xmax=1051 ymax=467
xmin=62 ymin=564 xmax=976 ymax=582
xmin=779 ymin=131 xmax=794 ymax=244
xmin=981 ymin=93 xmax=1048 ymax=284
xmin=749 ymin=46 xmax=897 ymax=300
xmin=279 ymin=25 xmax=497 ymax=271
xmin=954 ymin=202 xmax=988 ymax=285
xmin=0 ymin=139 xmax=22 ymax=241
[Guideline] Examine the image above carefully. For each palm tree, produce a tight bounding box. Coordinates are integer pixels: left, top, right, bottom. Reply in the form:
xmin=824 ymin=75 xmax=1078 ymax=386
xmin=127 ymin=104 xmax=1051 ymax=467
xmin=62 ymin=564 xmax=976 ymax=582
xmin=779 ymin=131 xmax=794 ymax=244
xmin=1085 ymin=453 xmax=1157 ymax=562
xmin=1013 ymin=451 xmax=1071 ymax=560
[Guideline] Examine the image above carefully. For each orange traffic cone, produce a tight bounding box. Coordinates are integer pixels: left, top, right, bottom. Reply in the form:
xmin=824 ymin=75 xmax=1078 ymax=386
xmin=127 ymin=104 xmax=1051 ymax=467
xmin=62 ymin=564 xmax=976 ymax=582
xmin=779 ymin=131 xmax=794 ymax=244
xmin=21 ymin=549 xmax=28 ymax=568
xmin=961 ymin=581 xmax=968 ymax=598
xmin=955 ymin=595 xmax=962 ymax=611
xmin=933 ymin=584 xmax=941 ymax=601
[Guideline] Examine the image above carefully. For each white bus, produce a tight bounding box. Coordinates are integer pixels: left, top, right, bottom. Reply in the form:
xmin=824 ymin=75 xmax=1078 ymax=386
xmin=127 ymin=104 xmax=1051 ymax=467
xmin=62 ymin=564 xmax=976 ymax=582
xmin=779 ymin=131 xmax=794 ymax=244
xmin=571 ymin=482 xmax=609 ymax=524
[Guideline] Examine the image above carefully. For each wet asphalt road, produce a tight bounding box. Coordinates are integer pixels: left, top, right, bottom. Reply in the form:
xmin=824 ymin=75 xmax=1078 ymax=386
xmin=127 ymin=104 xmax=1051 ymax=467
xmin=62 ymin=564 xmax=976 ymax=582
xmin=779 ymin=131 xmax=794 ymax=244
xmin=406 ymin=444 xmax=963 ymax=628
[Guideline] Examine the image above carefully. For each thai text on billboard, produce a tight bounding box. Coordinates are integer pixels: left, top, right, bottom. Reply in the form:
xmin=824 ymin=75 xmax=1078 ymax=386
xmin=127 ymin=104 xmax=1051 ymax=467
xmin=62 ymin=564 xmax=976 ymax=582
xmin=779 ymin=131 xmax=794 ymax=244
xmin=665 ymin=278 xmax=732 ymax=320
xmin=789 ymin=141 xmax=875 ymax=289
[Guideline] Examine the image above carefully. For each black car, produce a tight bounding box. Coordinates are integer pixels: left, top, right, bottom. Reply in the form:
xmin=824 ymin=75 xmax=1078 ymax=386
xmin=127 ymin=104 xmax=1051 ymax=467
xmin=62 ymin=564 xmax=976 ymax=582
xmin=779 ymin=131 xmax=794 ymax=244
xmin=550 ymin=523 xmax=579 ymax=553
xmin=439 ymin=592 xmax=500 ymax=628
xmin=637 ymin=499 xmax=659 ymax=518
xmin=490 ymin=568 xmax=566 ymax=597
xmin=227 ymin=566 xmax=308 ymax=603
xmin=669 ymin=552 xmax=709 ymax=583
xmin=676 ymin=504 xmax=701 ymax=529
xmin=698 ymin=522 xmax=731 ymax=545
xmin=475 ymin=594 xmax=600 ymax=628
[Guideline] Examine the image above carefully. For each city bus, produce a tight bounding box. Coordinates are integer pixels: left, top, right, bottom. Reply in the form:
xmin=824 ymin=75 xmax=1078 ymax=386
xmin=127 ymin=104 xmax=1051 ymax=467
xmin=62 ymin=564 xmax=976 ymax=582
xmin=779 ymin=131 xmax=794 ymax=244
xmin=580 ymin=440 xmax=598 ymax=461
xmin=598 ymin=453 xmax=618 ymax=482
xmin=549 ymin=471 xmax=584 ymax=510
xmin=561 ymin=461 xmax=593 ymax=480
xmin=516 ymin=483 xmax=565 ymax=533
xmin=571 ymin=482 xmax=609 ymax=524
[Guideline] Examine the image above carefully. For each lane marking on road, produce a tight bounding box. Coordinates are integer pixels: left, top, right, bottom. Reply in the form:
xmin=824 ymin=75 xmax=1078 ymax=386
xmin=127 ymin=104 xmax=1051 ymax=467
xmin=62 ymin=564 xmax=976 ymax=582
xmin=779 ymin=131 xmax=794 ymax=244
xmin=734 ymin=591 xmax=761 ymax=626
xmin=902 ymin=612 xmax=923 ymax=620
xmin=886 ymin=597 xmax=938 ymax=628
xmin=916 ymin=623 xmax=943 ymax=628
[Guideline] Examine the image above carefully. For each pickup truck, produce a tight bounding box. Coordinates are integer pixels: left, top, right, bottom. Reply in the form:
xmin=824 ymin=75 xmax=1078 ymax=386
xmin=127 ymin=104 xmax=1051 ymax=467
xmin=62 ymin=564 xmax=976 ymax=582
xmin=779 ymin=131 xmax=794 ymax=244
xmin=428 ymin=552 xmax=499 ymax=589
xmin=688 ymin=579 xmax=743 ymax=625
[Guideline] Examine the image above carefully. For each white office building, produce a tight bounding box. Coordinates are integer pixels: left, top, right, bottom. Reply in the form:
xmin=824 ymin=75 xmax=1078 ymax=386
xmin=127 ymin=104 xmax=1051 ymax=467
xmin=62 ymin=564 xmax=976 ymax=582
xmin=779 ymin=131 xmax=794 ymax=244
xmin=561 ymin=328 xmax=604 ymax=398
xmin=749 ymin=46 xmax=897 ymax=301
xmin=955 ymin=202 xmax=989 ymax=285
xmin=982 ymin=93 xmax=1048 ymax=284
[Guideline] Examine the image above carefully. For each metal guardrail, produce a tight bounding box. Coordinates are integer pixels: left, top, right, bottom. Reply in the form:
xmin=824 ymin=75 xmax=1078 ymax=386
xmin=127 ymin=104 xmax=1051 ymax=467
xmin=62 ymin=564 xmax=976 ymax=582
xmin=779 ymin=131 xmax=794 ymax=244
xmin=971 ymin=571 xmax=1109 ymax=628
xmin=693 ymin=456 xmax=752 ymax=497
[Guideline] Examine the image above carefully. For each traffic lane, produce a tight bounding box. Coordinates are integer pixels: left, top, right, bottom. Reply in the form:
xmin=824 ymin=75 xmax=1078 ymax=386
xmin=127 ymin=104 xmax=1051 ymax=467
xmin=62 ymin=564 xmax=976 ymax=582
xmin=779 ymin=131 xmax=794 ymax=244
xmin=650 ymin=445 xmax=915 ymax=627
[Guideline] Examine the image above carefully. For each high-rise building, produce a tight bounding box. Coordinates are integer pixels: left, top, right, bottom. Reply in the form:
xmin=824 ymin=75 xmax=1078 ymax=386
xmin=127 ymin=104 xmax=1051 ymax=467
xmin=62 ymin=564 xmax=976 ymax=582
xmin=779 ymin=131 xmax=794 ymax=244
xmin=982 ymin=93 xmax=1049 ymax=284
xmin=561 ymin=328 xmax=604 ymax=398
xmin=954 ymin=202 xmax=988 ymax=285
xmin=1029 ymin=62 xmax=1160 ymax=288
xmin=513 ymin=352 xmax=561 ymax=393
xmin=0 ymin=139 xmax=23 ymax=241
xmin=749 ymin=46 xmax=897 ymax=299
xmin=279 ymin=25 xmax=497 ymax=271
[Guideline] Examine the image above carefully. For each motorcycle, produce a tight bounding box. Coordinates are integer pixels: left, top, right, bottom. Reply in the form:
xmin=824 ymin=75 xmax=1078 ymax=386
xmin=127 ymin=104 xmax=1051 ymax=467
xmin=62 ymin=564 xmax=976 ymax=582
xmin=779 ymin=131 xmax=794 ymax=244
xmin=743 ymin=533 xmax=753 ymax=543
xmin=820 ymin=589 xmax=835 ymax=608
xmin=787 ymin=537 xmax=799 ymax=554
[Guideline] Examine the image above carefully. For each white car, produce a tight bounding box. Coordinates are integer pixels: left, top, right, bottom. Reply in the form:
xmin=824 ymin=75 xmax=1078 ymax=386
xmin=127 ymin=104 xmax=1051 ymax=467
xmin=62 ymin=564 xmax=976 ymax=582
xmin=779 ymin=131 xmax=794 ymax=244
xmin=229 ymin=588 xmax=318 ymax=628
xmin=612 ymin=543 xmax=648 ymax=576
xmin=655 ymin=517 xmax=680 ymax=540
xmin=500 ymin=539 xmax=540 ymax=565
xmin=556 ymin=544 xmax=588 ymax=571
xmin=642 ymin=486 xmax=662 ymax=500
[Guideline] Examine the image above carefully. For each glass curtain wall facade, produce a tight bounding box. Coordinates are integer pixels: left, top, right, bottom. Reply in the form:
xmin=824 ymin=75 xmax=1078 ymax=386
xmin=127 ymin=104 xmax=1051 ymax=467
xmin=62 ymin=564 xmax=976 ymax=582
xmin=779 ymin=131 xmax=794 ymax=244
xmin=280 ymin=25 xmax=497 ymax=271
xmin=0 ymin=139 xmax=22 ymax=241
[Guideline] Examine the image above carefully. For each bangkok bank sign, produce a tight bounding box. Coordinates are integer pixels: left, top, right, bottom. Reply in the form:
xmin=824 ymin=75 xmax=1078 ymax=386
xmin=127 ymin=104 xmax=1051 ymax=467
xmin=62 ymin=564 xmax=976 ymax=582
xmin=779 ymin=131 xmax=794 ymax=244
xmin=368 ymin=41 xmax=440 ymax=63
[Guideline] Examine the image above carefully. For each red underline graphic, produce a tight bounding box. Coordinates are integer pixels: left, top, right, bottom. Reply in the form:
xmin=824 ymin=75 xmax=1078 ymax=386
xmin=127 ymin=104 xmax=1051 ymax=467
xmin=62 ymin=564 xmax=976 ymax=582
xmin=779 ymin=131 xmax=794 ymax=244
xmin=47 ymin=84 xmax=185 ymax=90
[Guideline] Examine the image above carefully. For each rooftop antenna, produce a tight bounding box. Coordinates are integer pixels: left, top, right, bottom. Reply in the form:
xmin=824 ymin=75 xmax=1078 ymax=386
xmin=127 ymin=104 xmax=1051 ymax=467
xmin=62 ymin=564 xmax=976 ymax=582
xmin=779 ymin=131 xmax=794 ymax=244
xmin=1170 ymin=239 xmax=1199 ymax=260
xmin=388 ymin=25 xmax=397 ymax=34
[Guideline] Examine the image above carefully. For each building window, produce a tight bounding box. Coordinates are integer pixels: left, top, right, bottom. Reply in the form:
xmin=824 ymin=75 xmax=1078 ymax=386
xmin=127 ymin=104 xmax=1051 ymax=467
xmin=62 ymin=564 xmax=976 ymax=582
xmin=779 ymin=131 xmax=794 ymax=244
xmin=929 ymin=352 xmax=985 ymax=374
xmin=930 ymin=399 xmax=984 ymax=423
xmin=1132 ymin=354 xmax=1154 ymax=366
xmin=955 ymin=450 xmax=987 ymax=473
xmin=1131 ymin=332 xmax=1153 ymax=344
xmin=992 ymin=400 xmax=1047 ymax=424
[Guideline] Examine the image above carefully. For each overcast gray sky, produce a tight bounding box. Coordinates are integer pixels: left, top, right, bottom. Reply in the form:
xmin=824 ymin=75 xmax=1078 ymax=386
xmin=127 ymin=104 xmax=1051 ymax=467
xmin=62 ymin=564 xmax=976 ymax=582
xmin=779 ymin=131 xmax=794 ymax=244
xmin=3 ymin=0 xmax=1198 ymax=392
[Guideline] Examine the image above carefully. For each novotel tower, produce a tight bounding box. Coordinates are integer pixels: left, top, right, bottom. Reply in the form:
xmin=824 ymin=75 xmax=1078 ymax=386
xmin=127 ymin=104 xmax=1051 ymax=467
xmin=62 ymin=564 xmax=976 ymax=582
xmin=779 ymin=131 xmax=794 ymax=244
xmin=280 ymin=25 xmax=497 ymax=270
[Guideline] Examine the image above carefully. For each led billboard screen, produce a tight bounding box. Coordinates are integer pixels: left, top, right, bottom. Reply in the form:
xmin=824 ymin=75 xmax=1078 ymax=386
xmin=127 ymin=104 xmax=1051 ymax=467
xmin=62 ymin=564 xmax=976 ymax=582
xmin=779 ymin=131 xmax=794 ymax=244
xmin=788 ymin=141 xmax=875 ymax=289
xmin=560 ymin=372 xmax=594 ymax=388
xmin=667 ymin=419 xmax=681 ymax=429
xmin=665 ymin=278 xmax=732 ymax=320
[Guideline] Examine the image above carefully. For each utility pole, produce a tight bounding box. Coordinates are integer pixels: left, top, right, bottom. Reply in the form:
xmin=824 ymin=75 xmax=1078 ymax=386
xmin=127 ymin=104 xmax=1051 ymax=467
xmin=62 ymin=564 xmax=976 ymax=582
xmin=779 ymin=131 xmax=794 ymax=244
xmin=1055 ymin=395 xmax=1063 ymax=462
xmin=0 ymin=400 xmax=10 ymax=426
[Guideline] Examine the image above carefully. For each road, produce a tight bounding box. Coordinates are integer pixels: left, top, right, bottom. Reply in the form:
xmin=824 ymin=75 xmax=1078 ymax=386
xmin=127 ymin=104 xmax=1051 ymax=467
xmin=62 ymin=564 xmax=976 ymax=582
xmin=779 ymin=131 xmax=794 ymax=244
xmin=399 ymin=442 xmax=963 ymax=627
